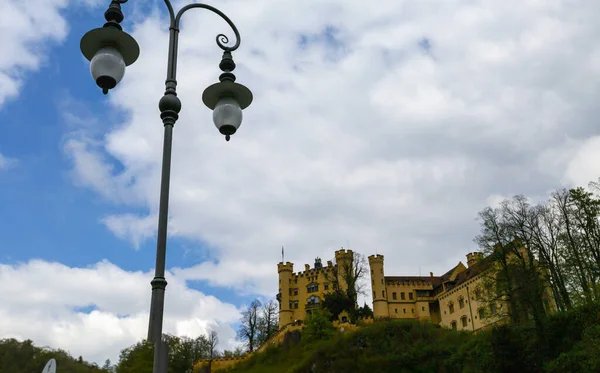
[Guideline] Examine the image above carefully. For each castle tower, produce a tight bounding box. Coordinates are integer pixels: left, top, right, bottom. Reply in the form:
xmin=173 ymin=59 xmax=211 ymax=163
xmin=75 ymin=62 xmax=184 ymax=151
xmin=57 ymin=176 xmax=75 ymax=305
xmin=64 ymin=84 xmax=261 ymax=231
xmin=368 ymin=254 xmax=389 ymax=319
xmin=334 ymin=249 xmax=354 ymax=295
xmin=277 ymin=262 xmax=293 ymax=327
xmin=466 ymin=252 xmax=483 ymax=268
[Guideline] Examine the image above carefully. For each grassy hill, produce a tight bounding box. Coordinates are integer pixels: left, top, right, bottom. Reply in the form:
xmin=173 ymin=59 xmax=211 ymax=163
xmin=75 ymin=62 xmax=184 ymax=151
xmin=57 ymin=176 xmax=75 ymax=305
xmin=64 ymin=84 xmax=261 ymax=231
xmin=0 ymin=338 xmax=109 ymax=373
xmin=224 ymin=303 xmax=600 ymax=373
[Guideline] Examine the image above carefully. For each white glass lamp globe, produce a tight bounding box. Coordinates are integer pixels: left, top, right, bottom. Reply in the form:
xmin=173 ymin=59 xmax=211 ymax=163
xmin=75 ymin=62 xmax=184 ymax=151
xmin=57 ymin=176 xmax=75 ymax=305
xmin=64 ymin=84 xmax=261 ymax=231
xmin=90 ymin=46 xmax=126 ymax=94
xmin=212 ymin=97 xmax=243 ymax=141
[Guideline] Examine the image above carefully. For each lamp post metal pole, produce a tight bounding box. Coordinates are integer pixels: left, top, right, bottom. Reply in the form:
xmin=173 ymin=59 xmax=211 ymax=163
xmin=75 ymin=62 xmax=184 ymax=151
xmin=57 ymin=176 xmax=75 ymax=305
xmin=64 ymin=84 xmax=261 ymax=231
xmin=147 ymin=2 xmax=241 ymax=372
xmin=80 ymin=2 xmax=249 ymax=372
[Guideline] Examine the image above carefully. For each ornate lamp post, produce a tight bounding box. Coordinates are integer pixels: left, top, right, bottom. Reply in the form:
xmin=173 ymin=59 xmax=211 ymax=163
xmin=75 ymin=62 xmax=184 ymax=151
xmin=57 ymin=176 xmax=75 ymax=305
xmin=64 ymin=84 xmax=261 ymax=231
xmin=80 ymin=1 xmax=253 ymax=372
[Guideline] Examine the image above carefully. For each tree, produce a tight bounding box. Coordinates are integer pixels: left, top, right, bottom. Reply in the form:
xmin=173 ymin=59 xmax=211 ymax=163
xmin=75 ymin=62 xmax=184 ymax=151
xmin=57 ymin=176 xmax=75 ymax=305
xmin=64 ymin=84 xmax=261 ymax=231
xmin=356 ymin=303 xmax=373 ymax=319
xmin=322 ymin=290 xmax=354 ymax=321
xmin=102 ymin=359 xmax=113 ymax=372
xmin=257 ymin=301 xmax=279 ymax=345
xmin=474 ymin=196 xmax=550 ymax=334
xmin=206 ymin=331 xmax=219 ymax=373
xmin=303 ymin=309 xmax=335 ymax=341
xmin=322 ymin=251 xmax=368 ymax=323
xmin=237 ymin=300 xmax=261 ymax=352
xmin=220 ymin=347 xmax=244 ymax=359
xmin=325 ymin=251 xmax=368 ymax=302
xmin=190 ymin=335 xmax=210 ymax=366
xmin=115 ymin=340 xmax=154 ymax=373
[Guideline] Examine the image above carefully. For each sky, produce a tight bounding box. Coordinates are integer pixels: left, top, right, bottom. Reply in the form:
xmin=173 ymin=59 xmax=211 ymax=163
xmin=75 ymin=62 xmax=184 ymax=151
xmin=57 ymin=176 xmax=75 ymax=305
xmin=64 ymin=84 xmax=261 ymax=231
xmin=1 ymin=0 xmax=599 ymax=366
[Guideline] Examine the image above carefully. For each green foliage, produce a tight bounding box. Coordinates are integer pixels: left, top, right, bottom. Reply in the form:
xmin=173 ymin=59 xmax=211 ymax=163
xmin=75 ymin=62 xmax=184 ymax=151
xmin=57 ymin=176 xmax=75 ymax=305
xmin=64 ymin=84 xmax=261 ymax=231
xmin=222 ymin=302 xmax=600 ymax=373
xmin=303 ymin=309 xmax=336 ymax=341
xmin=115 ymin=340 xmax=154 ymax=373
xmin=321 ymin=291 xmax=354 ymax=321
xmin=0 ymin=338 xmax=108 ymax=373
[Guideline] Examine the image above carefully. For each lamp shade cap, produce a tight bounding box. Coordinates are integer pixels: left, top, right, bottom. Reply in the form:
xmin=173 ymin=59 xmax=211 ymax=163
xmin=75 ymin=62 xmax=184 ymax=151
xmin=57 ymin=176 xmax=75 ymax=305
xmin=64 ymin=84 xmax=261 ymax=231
xmin=202 ymin=81 xmax=253 ymax=110
xmin=80 ymin=26 xmax=140 ymax=66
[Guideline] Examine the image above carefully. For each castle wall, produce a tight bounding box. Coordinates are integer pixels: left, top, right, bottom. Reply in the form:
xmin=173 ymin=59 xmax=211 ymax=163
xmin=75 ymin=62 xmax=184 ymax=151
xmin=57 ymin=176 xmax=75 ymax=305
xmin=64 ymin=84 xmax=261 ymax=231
xmin=437 ymin=276 xmax=505 ymax=332
xmin=278 ymin=250 xmax=354 ymax=326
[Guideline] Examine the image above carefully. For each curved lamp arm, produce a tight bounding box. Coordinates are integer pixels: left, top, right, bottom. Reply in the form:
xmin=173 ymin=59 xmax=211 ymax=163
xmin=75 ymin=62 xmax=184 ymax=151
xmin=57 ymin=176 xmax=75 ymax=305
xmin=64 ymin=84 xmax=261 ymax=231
xmin=163 ymin=0 xmax=241 ymax=82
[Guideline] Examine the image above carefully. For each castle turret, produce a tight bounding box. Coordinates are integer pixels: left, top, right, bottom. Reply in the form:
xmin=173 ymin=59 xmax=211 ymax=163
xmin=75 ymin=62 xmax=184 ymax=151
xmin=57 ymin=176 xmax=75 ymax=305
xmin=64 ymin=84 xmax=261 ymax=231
xmin=277 ymin=262 xmax=293 ymax=327
xmin=334 ymin=249 xmax=354 ymax=294
xmin=368 ymin=254 xmax=389 ymax=319
xmin=466 ymin=252 xmax=483 ymax=268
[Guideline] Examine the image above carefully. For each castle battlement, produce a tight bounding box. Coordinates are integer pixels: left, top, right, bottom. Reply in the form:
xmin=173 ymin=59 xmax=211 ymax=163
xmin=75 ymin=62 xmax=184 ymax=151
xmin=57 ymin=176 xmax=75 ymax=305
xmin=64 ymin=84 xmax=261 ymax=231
xmin=335 ymin=249 xmax=353 ymax=257
xmin=290 ymin=264 xmax=333 ymax=277
xmin=368 ymin=254 xmax=384 ymax=263
xmin=277 ymin=262 xmax=293 ymax=273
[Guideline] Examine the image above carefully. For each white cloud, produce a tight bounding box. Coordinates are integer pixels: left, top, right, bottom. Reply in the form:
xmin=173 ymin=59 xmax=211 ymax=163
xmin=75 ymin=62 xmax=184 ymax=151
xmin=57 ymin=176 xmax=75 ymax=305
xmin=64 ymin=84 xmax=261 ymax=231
xmin=0 ymin=260 xmax=241 ymax=365
xmin=565 ymin=136 xmax=600 ymax=187
xmin=0 ymin=153 xmax=16 ymax=170
xmin=67 ymin=0 xmax=599 ymax=284
xmin=0 ymin=0 xmax=104 ymax=107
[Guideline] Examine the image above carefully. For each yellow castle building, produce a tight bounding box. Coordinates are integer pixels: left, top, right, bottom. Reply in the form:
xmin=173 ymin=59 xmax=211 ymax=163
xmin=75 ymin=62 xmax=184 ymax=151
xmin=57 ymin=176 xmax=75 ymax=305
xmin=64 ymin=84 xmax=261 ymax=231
xmin=278 ymin=248 xmax=554 ymax=332
xmin=368 ymin=252 xmax=507 ymax=331
xmin=277 ymin=249 xmax=354 ymax=326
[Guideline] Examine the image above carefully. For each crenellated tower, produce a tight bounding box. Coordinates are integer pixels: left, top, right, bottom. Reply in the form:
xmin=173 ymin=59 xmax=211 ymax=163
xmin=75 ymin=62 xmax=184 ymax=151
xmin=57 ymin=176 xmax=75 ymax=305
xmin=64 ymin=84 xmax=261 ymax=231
xmin=334 ymin=249 xmax=354 ymax=294
xmin=277 ymin=262 xmax=294 ymax=327
xmin=368 ymin=254 xmax=389 ymax=319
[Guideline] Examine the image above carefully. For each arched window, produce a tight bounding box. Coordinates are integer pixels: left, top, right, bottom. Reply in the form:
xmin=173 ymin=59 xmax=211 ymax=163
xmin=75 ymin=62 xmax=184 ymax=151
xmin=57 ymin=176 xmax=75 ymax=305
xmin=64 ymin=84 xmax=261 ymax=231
xmin=448 ymin=301 xmax=455 ymax=314
xmin=307 ymin=283 xmax=319 ymax=293
xmin=478 ymin=307 xmax=485 ymax=320
xmin=458 ymin=296 xmax=465 ymax=309
xmin=461 ymin=316 xmax=468 ymax=327
xmin=450 ymin=321 xmax=457 ymax=330
xmin=307 ymin=295 xmax=320 ymax=304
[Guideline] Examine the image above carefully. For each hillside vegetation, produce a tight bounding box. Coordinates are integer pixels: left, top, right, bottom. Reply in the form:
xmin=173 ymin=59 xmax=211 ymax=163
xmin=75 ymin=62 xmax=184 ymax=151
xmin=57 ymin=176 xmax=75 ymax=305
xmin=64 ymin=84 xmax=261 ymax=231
xmin=0 ymin=338 xmax=110 ymax=373
xmin=223 ymin=303 xmax=600 ymax=373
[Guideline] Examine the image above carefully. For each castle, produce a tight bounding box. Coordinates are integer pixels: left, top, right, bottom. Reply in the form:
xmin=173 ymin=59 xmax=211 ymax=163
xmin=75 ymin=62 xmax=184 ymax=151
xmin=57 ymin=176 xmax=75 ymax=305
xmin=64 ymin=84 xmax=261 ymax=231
xmin=277 ymin=249 xmax=354 ymax=326
xmin=278 ymin=249 xmax=553 ymax=331
xmin=368 ymin=252 xmax=504 ymax=331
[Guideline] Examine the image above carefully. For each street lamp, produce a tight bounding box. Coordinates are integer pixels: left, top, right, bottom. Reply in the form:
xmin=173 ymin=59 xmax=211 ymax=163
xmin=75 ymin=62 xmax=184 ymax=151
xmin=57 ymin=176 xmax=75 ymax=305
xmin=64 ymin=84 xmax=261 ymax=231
xmin=80 ymin=1 xmax=253 ymax=372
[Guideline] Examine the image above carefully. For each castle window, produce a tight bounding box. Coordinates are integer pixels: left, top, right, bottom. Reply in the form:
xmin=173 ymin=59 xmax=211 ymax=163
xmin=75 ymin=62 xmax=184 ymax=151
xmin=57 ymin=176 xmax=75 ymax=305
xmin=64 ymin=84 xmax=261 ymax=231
xmin=307 ymin=284 xmax=319 ymax=293
xmin=371 ymin=269 xmax=374 ymax=275
xmin=294 ymin=289 xmax=298 ymax=296
xmin=409 ymin=293 xmax=414 ymax=300
xmin=395 ymin=308 xmax=398 ymax=313
xmin=403 ymin=308 xmax=406 ymax=313
xmin=411 ymin=308 xmax=414 ymax=313
xmin=294 ymin=301 xmax=299 ymax=309
xmin=461 ymin=316 xmax=468 ymax=327
xmin=459 ymin=296 xmax=465 ymax=309
xmin=382 ymin=290 xmax=385 ymax=298
xmin=478 ymin=308 xmax=485 ymax=320
xmin=392 ymin=292 xmax=397 ymax=300
xmin=289 ymin=301 xmax=292 ymax=308
xmin=372 ymin=279 xmax=374 ymax=286
xmin=307 ymin=295 xmax=320 ymax=304
xmin=422 ymin=306 xmax=425 ymax=311
xmin=401 ymin=292 xmax=405 ymax=300
xmin=324 ymin=283 xmax=329 ymax=290
xmin=451 ymin=321 xmax=457 ymax=330
xmin=448 ymin=302 xmax=455 ymax=314
xmin=373 ymin=291 xmax=376 ymax=299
